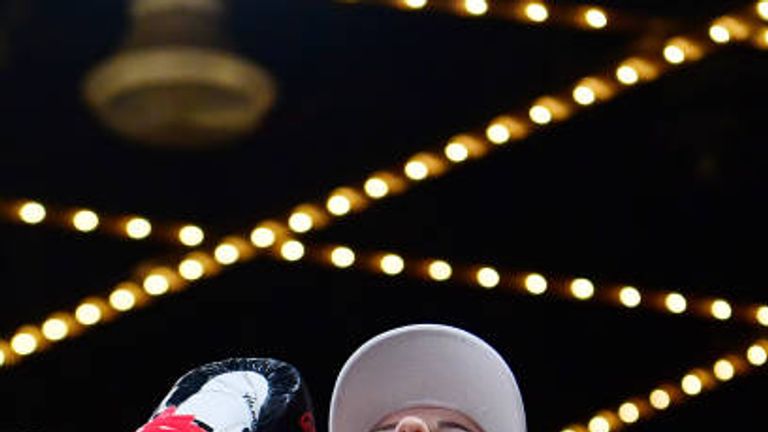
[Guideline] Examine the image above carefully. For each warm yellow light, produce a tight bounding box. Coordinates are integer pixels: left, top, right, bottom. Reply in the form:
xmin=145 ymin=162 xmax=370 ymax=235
xmin=179 ymin=258 xmax=205 ymax=280
xmin=585 ymin=8 xmax=607 ymax=29
xmin=403 ymin=0 xmax=427 ymax=9
xmin=444 ymin=142 xmax=470 ymax=163
xmin=649 ymin=389 xmax=671 ymax=410
xmin=486 ymin=123 xmax=511 ymax=144
xmin=11 ymin=332 xmax=38 ymax=356
xmin=331 ymin=246 xmax=356 ymax=268
xmin=178 ymin=225 xmax=204 ymax=247
xmin=72 ymin=210 xmax=99 ymax=232
xmin=288 ymin=211 xmax=314 ymax=233
xmin=364 ymin=177 xmax=390 ymax=199
xmin=18 ymin=201 xmax=46 ymax=224
xmin=709 ymin=24 xmax=731 ymax=44
xmin=747 ymin=344 xmax=767 ymax=366
xmin=571 ymin=278 xmax=595 ymax=300
xmin=758 ymin=1 xmax=768 ymax=20
xmin=587 ymin=415 xmax=610 ymax=432
xmin=380 ymin=254 xmax=405 ymax=275
xmin=42 ymin=318 xmax=69 ymax=341
xmin=75 ymin=303 xmax=102 ymax=326
xmin=573 ymin=85 xmax=596 ymax=106
xmin=143 ymin=273 xmax=170 ymax=296
xmin=524 ymin=273 xmax=547 ymax=295
xmin=214 ymin=243 xmax=240 ymax=265
xmin=428 ymin=260 xmax=452 ymax=281
xmin=281 ymin=240 xmax=305 ymax=262
xmin=619 ymin=286 xmax=641 ymax=308
xmin=464 ymin=0 xmax=488 ymax=16
xmin=250 ymin=226 xmax=276 ymax=248
xmin=404 ymin=160 xmax=429 ymax=180
xmin=616 ymin=65 xmax=639 ymax=85
xmin=757 ymin=306 xmax=768 ymax=326
xmin=0 ymin=349 xmax=5 ymax=366
xmin=713 ymin=359 xmax=735 ymax=381
xmin=681 ymin=373 xmax=702 ymax=395
xmin=529 ymin=105 xmax=552 ymax=125
xmin=711 ymin=299 xmax=732 ymax=320
xmin=126 ymin=217 xmax=152 ymax=239
xmin=665 ymin=292 xmax=687 ymax=314
xmin=524 ymin=2 xmax=548 ymax=22
xmin=663 ymin=44 xmax=686 ymax=64
xmin=109 ymin=288 xmax=137 ymax=311
xmin=476 ymin=267 xmax=500 ymax=289
xmin=327 ymin=194 xmax=352 ymax=216
xmin=618 ymin=402 xmax=639 ymax=424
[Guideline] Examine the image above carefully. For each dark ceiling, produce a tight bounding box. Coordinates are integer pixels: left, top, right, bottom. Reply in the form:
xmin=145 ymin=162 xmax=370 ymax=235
xmin=1 ymin=0 xmax=767 ymax=431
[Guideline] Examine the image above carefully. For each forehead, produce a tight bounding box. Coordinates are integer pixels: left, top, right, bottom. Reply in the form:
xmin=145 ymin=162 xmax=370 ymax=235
xmin=374 ymin=406 xmax=482 ymax=430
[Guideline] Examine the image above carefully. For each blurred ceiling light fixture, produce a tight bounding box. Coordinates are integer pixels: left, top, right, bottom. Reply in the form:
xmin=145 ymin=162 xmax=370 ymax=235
xmin=83 ymin=0 xmax=276 ymax=147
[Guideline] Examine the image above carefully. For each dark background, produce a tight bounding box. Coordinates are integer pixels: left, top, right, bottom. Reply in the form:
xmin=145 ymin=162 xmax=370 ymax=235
xmin=1 ymin=0 xmax=767 ymax=431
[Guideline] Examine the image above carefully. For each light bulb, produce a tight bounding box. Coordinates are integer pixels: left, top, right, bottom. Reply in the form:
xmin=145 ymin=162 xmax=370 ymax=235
xmin=73 ymin=210 xmax=100 ymax=232
xmin=178 ymin=225 xmax=204 ymax=246
xmin=331 ymin=246 xmax=355 ymax=268
xmin=428 ymin=260 xmax=452 ymax=281
xmin=250 ymin=226 xmax=276 ymax=248
xmin=18 ymin=201 xmax=46 ymax=224
xmin=477 ymin=267 xmax=500 ymax=289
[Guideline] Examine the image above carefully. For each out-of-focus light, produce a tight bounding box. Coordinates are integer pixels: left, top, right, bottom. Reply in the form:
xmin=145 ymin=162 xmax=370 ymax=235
xmin=713 ymin=358 xmax=735 ymax=381
xmin=380 ymin=254 xmax=405 ymax=275
xmin=756 ymin=306 xmax=768 ymax=326
xmin=486 ymin=123 xmax=511 ymax=144
xmin=143 ymin=273 xmax=170 ymax=296
xmin=573 ymin=85 xmax=596 ymax=106
xmin=681 ymin=373 xmax=703 ymax=395
xmin=403 ymin=0 xmax=427 ymax=9
xmin=126 ymin=217 xmax=152 ymax=239
xmin=758 ymin=1 xmax=768 ymax=20
xmin=42 ymin=318 xmax=69 ymax=341
xmin=109 ymin=287 xmax=137 ymax=311
xmin=618 ymin=402 xmax=639 ymax=424
xmin=709 ymin=24 xmax=731 ymax=43
xmin=444 ymin=141 xmax=470 ymax=162
xmin=404 ymin=160 xmax=429 ymax=180
xmin=529 ymin=105 xmax=552 ymax=125
xmin=476 ymin=267 xmax=500 ymax=289
xmin=365 ymin=177 xmax=390 ymax=199
xmin=649 ymin=389 xmax=670 ymax=410
xmin=587 ymin=415 xmax=610 ymax=432
xmin=711 ymin=299 xmax=732 ymax=320
xmin=747 ymin=344 xmax=767 ymax=366
xmin=571 ymin=278 xmax=595 ymax=300
xmin=524 ymin=273 xmax=547 ymax=295
xmin=250 ymin=226 xmax=276 ymax=248
xmin=288 ymin=211 xmax=314 ymax=233
xmin=585 ymin=8 xmax=608 ymax=29
xmin=73 ymin=210 xmax=99 ymax=232
xmin=214 ymin=243 xmax=240 ymax=265
xmin=524 ymin=2 xmax=548 ymax=22
xmin=619 ymin=286 xmax=641 ymax=308
xmin=0 ymin=349 xmax=5 ymax=366
xmin=616 ymin=65 xmax=639 ymax=85
xmin=331 ymin=246 xmax=356 ymax=268
xmin=18 ymin=201 xmax=46 ymax=224
xmin=464 ymin=0 xmax=488 ymax=15
xmin=179 ymin=258 xmax=205 ymax=280
xmin=327 ymin=194 xmax=352 ymax=216
xmin=11 ymin=332 xmax=37 ymax=356
xmin=428 ymin=260 xmax=452 ymax=281
xmin=663 ymin=44 xmax=686 ymax=64
xmin=178 ymin=225 xmax=204 ymax=246
xmin=75 ymin=303 xmax=102 ymax=326
xmin=665 ymin=292 xmax=687 ymax=314
xmin=281 ymin=240 xmax=305 ymax=262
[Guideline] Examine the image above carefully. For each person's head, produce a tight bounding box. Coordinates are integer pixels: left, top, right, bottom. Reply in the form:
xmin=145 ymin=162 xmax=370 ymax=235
xmin=329 ymin=324 xmax=526 ymax=432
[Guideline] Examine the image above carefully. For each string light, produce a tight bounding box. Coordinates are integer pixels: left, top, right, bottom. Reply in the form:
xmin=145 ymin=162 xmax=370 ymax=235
xmin=710 ymin=299 xmax=732 ymax=320
xmin=709 ymin=24 xmax=731 ymax=44
xmin=179 ymin=257 xmax=206 ymax=280
xmin=125 ymin=217 xmax=152 ymax=239
xmin=428 ymin=260 xmax=452 ymax=281
xmin=288 ymin=211 xmax=314 ymax=233
xmin=444 ymin=141 xmax=470 ymax=163
xmin=486 ymin=123 xmax=511 ymax=144
xmin=331 ymin=246 xmax=356 ymax=268
xmin=648 ymin=388 xmax=671 ymax=410
xmin=573 ymin=85 xmax=596 ymax=106
xmin=41 ymin=317 xmax=69 ymax=341
xmin=0 ymin=348 xmax=5 ymax=367
xmin=663 ymin=39 xmax=700 ymax=65
xmin=619 ymin=286 xmax=641 ymax=308
xmin=524 ymin=273 xmax=547 ymax=295
xmin=665 ymin=292 xmax=687 ymax=314
xmin=584 ymin=8 xmax=608 ymax=29
xmin=529 ymin=104 xmax=553 ymax=125
xmin=251 ymin=226 xmax=277 ymax=248
xmin=178 ymin=225 xmax=205 ymax=246
xmin=364 ymin=176 xmax=390 ymax=199
xmin=380 ymin=254 xmax=405 ymax=275
xmin=18 ymin=201 xmax=46 ymax=224
xmin=476 ymin=267 xmax=500 ymax=289
xmin=617 ymin=402 xmax=639 ymax=424
xmin=402 ymin=0 xmax=426 ymax=9
xmin=143 ymin=272 xmax=171 ymax=296
xmin=681 ymin=372 xmax=703 ymax=395
xmin=464 ymin=0 xmax=488 ymax=16
xmin=11 ymin=332 xmax=38 ymax=355
xmin=109 ymin=285 xmax=138 ymax=311
xmin=757 ymin=306 xmax=768 ymax=326
xmin=72 ymin=209 xmax=99 ymax=232
xmin=587 ymin=415 xmax=610 ymax=432
xmin=524 ymin=2 xmax=548 ymax=22
xmin=327 ymin=194 xmax=352 ymax=216
xmin=280 ymin=240 xmax=305 ymax=262
xmin=404 ymin=159 xmax=429 ymax=180
xmin=214 ymin=242 xmax=240 ymax=265
xmin=571 ymin=278 xmax=595 ymax=300
xmin=713 ymin=358 xmax=735 ymax=381
xmin=75 ymin=302 xmax=102 ymax=326
xmin=758 ymin=1 xmax=768 ymax=21
xmin=616 ymin=65 xmax=639 ymax=85
xmin=747 ymin=343 xmax=767 ymax=366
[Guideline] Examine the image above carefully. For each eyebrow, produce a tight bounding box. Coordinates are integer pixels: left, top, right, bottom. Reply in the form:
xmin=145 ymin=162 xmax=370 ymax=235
xmin=369 ymin=424 xmax=397 ymax=432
